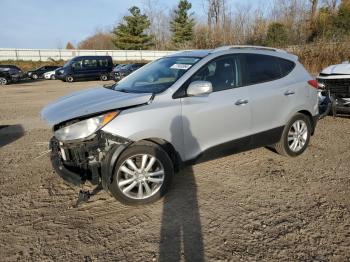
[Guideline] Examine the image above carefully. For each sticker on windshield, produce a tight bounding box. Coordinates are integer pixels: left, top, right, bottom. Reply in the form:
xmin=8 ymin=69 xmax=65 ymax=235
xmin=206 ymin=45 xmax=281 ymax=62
xmin=170 ymin=64 xmax=192 ymax=70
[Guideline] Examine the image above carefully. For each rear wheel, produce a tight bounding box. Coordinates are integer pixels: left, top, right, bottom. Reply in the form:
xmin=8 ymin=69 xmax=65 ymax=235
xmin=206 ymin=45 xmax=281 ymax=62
xmin=100 ymin=74 xmax=108 ymax=81
xmin=274 ymin=113 xmax=311 ymax=157
xmin=50 ymin=75 xmax=56 ymax=80
xmin=0 ymin=77 xmax=8 ymax=85
xmin=32 ymin=74 xmax=38 ymax=80
xmin=109 ymin=142 xmax=174 ymax=205
xmin=66 ymin=75 xmax=74 ymax=83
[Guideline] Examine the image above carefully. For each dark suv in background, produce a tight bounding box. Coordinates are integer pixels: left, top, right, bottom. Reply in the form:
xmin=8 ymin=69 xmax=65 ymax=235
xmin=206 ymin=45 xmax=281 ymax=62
xmin=55 ymin=56 xmax=113 ymax=82
xmin=27 ymin=66 xmax=60 ymax=80
xmin=0 ymin=65 xmax=24 ymax=85
xmin=112 ymin=63 xmax=146 ymax=81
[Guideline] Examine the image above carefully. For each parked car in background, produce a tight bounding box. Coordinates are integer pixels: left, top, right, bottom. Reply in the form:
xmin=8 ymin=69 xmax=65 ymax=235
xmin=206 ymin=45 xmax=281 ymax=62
xmin=42 ymin=46 xmax=319 ymax=205
xmin=44 ymin=67 xmax=61 ymax=80
xmin=0 ymin=71 xmax=11 ymax=85
xmin=112 ymin=63 xmax=146 ymax=81
xmin=0 ymin=65 xmax=24 ymax=85
xmin=110 ymin=64 xmax=126 ymax=80
xmin=27 ymin=66 xmax=60 ymax=80
xmin=317 ymin=61 xmax=350 ymax=116
xmin=55 ymin=56 xmax=113 ymax=82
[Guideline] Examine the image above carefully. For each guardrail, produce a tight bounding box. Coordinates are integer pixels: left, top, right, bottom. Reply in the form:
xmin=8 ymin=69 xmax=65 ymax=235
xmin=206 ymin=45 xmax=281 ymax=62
xmin=0 ymin=48 xmax=179 ymax=61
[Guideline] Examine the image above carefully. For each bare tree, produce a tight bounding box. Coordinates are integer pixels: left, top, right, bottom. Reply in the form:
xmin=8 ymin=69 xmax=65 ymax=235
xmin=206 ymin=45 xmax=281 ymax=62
xmin=78 ymin=30 xmax=115 ymax=50
xmin=142 ymin=0 xmax=171 ymax=49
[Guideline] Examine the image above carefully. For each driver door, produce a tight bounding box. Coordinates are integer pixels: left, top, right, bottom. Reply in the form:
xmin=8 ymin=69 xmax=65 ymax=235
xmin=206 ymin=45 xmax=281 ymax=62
xmin=181 ymin=55 xmax=252 ymax=162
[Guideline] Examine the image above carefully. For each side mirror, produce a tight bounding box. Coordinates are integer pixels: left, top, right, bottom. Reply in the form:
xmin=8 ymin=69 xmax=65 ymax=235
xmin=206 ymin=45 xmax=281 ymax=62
xmin=187 ymin=81 xmax=213 ymax=97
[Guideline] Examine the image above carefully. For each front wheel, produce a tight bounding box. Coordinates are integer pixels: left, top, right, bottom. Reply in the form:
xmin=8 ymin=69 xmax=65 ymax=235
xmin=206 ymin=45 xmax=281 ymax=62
xmin=0 ymin=77 xmax=8 ymax=85
xmin=109 ymin=142 xmax=174 ymax=205
xmin=273 ymin=113 xmax=311 ymax=157
xmin=66 ymin=75 xmax=74 ymax=83
xmin=32 ymin=74 xmax=38 ymax=80
xmin=50 ymin=75 xmax=56 ymax=80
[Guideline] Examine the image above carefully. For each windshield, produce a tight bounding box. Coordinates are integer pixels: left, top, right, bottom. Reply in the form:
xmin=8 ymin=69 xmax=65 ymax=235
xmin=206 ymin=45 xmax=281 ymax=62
xmin=113 ymin=56 xmax=201 ymax=94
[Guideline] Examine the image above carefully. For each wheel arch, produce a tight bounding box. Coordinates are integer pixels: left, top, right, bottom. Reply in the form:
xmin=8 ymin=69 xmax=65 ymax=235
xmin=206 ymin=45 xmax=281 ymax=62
xmin=102 ymin=138 xmax=182 ymax=191
xmin=297 ymin=110 xmax=316 ymax=135
xmin=142 ymin=138 xmax=183 ymax=172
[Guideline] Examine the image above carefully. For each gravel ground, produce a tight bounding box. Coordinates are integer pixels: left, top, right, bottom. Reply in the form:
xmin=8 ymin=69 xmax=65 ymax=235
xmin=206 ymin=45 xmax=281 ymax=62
xmin=0 ymin=79 xmax=349 ymax=262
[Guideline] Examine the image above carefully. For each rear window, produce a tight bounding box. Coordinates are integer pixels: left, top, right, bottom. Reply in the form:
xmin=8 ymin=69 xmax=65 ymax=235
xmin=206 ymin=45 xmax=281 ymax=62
xmin=243 ymin=54 xmax=295 ymax=85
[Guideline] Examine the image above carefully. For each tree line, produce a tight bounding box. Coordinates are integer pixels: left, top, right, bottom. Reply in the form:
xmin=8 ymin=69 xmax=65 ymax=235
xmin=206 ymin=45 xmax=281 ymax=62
xmin=66 ymin=0 xmax=350 ymax=50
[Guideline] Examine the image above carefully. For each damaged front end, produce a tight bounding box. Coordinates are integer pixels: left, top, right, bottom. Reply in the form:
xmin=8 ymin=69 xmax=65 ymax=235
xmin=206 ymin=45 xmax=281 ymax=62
xmin=48 ymin=110 xmax=132 ymax=191
xmin=317 ymin=62 xmax=350 ymax=117
xmin=50 ymin=130 xmax=130 ymax=189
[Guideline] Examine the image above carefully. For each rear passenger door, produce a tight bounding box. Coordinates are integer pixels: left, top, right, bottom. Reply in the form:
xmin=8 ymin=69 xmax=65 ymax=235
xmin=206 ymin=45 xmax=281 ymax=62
xmin=241 ymin=53 xmax=296 ymax=139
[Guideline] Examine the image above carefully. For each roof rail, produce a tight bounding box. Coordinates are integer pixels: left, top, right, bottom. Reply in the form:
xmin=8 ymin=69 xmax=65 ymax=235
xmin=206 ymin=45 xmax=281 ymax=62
xmin=212 ymin=45 xmax=288 ymax=53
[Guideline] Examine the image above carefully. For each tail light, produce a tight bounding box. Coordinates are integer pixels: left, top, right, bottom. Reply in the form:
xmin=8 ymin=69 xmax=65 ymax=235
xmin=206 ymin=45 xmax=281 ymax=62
xmin=308 ymin=79 xmax=319 ymax=89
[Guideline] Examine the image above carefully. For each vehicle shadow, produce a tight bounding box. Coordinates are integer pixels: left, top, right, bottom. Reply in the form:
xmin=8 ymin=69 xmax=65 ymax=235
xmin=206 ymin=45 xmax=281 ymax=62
xmin=0 ymin=125 xmax=25 ymax=148
xmin=159 ymin=117 xmax=204 ymax=262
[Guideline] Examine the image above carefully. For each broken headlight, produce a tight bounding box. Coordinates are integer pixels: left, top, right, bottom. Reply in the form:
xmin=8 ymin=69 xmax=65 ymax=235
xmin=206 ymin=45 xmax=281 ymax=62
xmin=54 ymin=111 xmax=119 ymax=142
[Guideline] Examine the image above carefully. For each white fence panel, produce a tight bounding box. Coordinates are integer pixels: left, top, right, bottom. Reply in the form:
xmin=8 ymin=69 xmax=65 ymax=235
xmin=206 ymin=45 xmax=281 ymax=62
xmin=0 ymin=48 xmax=179 ymax=61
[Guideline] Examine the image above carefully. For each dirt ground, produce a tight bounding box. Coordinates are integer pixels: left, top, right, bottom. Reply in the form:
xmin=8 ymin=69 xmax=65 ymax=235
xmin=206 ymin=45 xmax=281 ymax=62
xmin=0 ymin=79 xmax=349 ymax=262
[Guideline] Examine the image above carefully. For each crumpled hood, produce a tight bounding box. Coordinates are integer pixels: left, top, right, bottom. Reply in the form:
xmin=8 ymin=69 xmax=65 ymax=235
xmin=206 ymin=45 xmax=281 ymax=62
xmin=41 ymin=86 xmax=153 ymax=126
xmin=321 ymin=62 xmax=350 ymax=75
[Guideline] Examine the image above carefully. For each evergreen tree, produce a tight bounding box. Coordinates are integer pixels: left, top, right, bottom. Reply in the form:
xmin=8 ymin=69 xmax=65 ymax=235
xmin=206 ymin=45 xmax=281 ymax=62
xmin=265 ymin=22 xmax=288 ymax=47
xmin=112 ymin=6 xmax=154 ymax=50
xmin=334 ymin=0 xmax=350 ymax=36
xmin=170 ymin=0 xmax=195 ymax=47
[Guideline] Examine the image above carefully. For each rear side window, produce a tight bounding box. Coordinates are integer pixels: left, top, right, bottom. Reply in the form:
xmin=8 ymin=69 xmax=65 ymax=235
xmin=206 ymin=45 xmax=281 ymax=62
xmin=83 ymin=59 xmax=98 ymax=68
xmin=279 ymin=59 xmax=295 ymax=76
xmin=98 ymin=59 xmax=109 ymax=67
xmin=243 ymin=54 xmax=295 ymax=85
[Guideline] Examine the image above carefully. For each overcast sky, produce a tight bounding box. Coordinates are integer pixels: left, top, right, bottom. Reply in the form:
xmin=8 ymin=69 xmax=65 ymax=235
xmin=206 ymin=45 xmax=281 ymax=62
xmin=1 ymin=0 xmax=267 ymax=49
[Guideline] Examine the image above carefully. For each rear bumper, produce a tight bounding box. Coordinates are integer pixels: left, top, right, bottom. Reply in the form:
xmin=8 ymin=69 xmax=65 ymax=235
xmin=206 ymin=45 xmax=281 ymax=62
xmin=312 ymin=114 xmax=319 ymax=134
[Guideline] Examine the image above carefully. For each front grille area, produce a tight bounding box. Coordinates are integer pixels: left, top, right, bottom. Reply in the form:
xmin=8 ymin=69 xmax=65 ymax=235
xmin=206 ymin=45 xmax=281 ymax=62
xmin=318 ymin=78 xmax=350 ymax=97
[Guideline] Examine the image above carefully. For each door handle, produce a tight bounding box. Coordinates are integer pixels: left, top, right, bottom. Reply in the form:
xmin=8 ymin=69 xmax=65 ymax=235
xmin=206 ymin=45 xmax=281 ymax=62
xmin=235 ymin=99 xmax=249 ymax=106
xmin=284 ymin=90 xmax=295 ymax=96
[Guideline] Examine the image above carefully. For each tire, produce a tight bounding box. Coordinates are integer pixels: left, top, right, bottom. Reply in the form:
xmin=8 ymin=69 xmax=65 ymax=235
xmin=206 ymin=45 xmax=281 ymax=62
xmin=0 ymin=77 xmax=8 ymax=85
xmin=32 ymin=74 xmax=38 ymax=80
xmin=109 ymin=141 xmax=174 ymax=205
xmin=273 ymin=113 xmax=311 ymax=157
xmin=100 ymin=74 xmax=108 ymax=81
xmin=50 ymin=75 xmax=56 ymax=80
xmin=66 ymin=75 xmax=74 ymax=83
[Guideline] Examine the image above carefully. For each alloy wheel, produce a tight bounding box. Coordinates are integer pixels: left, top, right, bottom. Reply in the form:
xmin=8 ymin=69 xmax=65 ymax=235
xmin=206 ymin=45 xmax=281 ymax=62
xmin=0 ymin=77 xmax=7 ymax=85
xmin=116 ymin=154 xmax=165 ymax=200
xmin=287 ymin=120 xmax=308 ymax=152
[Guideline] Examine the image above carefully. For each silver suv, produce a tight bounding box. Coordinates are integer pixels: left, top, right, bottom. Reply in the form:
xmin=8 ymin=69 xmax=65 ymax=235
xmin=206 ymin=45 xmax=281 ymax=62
xmin=42 ymin=46 xmax=319 ymax=205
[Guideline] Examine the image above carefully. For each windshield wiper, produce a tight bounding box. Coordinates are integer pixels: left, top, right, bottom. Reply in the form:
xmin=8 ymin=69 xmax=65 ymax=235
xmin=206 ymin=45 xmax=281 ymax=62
xmin=116 ymin=88 xmax=132 ymax=93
